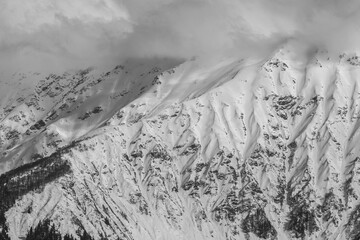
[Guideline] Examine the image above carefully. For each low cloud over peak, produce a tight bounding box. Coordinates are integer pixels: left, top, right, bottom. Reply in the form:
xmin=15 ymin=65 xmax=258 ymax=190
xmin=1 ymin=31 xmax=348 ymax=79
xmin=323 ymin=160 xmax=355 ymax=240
xmin=1 ymin=0 xmax=360 ymax=74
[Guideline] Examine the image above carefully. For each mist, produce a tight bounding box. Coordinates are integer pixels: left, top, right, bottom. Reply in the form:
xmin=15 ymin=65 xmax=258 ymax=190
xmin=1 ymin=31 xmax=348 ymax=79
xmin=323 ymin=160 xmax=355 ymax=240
xmin=1 ymin=0 xmax=360 ymax=75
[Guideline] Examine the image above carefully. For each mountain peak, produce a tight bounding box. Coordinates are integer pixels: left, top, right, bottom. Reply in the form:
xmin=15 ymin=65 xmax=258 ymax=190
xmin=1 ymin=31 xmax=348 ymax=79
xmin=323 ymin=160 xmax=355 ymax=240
xmin=1 ymin=53 xmax=360 ymax=239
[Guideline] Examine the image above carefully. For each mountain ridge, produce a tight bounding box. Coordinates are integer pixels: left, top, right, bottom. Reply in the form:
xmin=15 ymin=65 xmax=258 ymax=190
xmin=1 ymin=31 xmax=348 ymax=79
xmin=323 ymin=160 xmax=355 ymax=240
xmin=1 ymin=50 xmax=360 ymax=239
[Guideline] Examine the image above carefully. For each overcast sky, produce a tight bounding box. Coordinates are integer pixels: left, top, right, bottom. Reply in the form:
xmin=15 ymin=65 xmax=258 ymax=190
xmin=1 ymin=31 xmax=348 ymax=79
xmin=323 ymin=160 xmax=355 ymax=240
xmin=1 ymin=0 xmax=360 ymax=75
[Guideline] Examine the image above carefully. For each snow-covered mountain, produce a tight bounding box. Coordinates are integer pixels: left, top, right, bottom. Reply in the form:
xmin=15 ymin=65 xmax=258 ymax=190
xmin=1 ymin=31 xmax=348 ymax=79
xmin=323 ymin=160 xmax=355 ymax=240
xmin=2 ymin=47 xmax=360 ymax=240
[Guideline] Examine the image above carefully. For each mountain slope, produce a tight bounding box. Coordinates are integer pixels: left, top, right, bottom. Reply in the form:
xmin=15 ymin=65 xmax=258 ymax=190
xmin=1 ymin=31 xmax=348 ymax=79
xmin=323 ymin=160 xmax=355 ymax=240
xmin=2 ymin=50 xmax=360 ymax=239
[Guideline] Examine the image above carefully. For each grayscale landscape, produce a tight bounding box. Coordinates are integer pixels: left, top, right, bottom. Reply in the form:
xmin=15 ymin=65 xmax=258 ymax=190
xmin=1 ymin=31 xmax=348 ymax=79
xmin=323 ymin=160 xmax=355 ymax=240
xmin=1 ymin=1 xmax=360 ymax=239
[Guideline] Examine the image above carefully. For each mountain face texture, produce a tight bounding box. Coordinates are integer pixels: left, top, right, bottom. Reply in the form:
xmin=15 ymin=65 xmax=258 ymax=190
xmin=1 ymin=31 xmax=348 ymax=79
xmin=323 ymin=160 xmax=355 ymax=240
xmin=2 ymin=49 xmax=360 ymax=240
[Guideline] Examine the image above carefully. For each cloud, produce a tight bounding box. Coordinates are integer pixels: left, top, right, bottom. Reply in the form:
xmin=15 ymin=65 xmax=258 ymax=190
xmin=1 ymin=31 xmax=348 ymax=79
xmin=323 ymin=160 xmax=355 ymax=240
xmin=0 ymin=0 xmax=131 ymax=74
xmin=1 ymin=0 xmax=360 ymax=75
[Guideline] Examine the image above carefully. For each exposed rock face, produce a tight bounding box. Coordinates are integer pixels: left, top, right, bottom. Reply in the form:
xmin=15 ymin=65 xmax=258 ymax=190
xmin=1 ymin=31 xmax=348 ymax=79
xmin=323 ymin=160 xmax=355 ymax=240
xmin=2 ymin=50 xmax=360 ymax=239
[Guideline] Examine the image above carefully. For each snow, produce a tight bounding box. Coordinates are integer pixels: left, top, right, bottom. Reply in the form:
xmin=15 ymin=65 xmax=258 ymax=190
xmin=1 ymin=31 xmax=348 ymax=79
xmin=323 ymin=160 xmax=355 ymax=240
xmin=2 ymin=48 xmax=360 ymax=239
